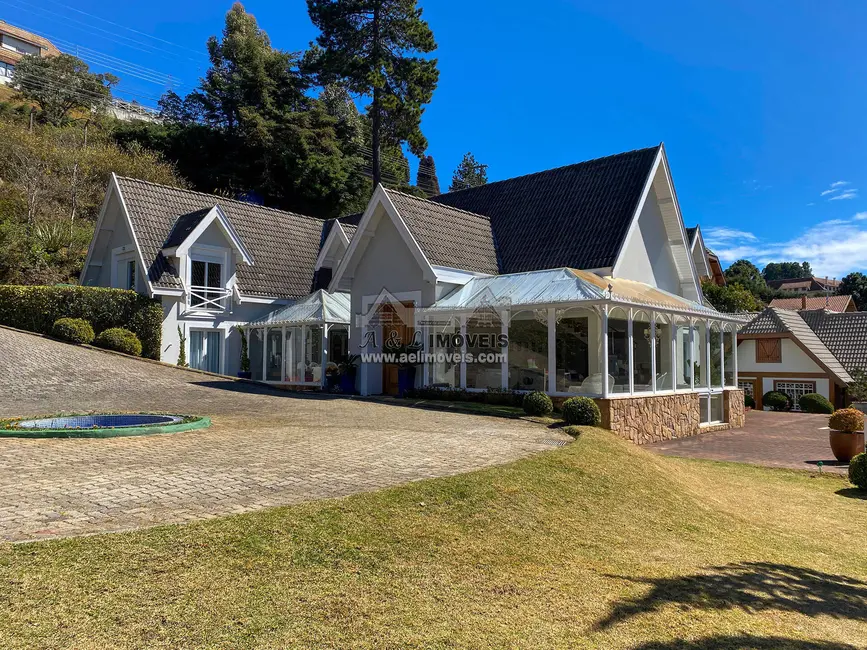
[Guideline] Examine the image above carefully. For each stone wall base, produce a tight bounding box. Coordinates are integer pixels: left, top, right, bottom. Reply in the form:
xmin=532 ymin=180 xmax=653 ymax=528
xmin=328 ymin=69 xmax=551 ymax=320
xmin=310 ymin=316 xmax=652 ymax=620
xmin=592 ymin=389 xmax=745 ymax=445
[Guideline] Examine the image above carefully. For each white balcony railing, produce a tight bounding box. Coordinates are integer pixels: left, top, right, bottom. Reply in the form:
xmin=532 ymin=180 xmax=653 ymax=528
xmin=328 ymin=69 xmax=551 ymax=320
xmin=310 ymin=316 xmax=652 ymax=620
xmin=187 ymin=285 xmax=232 ymax=312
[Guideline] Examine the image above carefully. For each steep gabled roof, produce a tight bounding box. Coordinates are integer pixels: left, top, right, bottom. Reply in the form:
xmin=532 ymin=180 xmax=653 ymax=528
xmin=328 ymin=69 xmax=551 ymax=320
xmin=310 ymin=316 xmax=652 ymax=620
xmin=801 ymin=309 xmax=867 ymax=374
xmin=115 ymin=177 xmax=328 ymax=298
xmin=430 ymin=145 xmax=661 ymax=272
xmin=740 ymin=307 xmax=853 ymax=384
xmin=384 ymin=189 xmax=499 ymax=274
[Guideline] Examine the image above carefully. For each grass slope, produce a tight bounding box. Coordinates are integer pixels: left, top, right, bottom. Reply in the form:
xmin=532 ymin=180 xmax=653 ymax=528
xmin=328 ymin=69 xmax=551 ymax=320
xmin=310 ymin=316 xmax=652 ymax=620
xmin=1 ymin=428 xmax=865 ymax=649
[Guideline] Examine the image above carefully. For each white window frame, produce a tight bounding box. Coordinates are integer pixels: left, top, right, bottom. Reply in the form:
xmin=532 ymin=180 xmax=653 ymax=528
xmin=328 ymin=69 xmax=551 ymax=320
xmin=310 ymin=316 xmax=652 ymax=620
xmin=185 ymin=244 xmax=229 ymax=313
xmin=188 ymin=327 xmax=225 ymax=375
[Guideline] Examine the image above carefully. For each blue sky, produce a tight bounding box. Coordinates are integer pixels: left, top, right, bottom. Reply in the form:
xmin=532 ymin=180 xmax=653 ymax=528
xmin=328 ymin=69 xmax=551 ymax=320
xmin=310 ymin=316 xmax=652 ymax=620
xmin=4 ymin=0 xmax=867 ymax=278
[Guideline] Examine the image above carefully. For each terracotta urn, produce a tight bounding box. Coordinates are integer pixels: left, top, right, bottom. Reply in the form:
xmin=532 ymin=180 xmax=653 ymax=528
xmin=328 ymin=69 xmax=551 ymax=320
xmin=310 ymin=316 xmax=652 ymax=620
xmin=829 ymin=430 xmax=866 ymax=463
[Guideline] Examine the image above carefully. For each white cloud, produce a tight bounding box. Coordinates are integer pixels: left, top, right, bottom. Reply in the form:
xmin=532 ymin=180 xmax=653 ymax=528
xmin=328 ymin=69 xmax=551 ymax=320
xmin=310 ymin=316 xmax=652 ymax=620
xmin=829 ymin=189 xmax=858 ymax=200
xmin=821 ymin=188 xmax=838 ymax=196
xmin=703 ymin=227 xmax=758 ymax=242
xmin=707 ymin=212 xmax=867 ymax=278
xmin=831 ymin=180 xmax=850 ymax=188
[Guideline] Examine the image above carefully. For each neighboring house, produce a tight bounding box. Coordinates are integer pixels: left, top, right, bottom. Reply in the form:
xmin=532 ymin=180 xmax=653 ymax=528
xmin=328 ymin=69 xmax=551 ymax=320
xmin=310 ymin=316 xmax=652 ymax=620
xmin=769 ymin=295 xmax=856 ymax=313
xmin=766 ymin=276 xmax=841 ymax=294
xmin=737 ymin=307 xmax=867 ymax=410
xmin=0 ymin=20 xmax=59 ymax=84
xmin=83 ymin=144 xmax=747 ymax=443
xmin=685 ymin=225 xmax=725 ymax=287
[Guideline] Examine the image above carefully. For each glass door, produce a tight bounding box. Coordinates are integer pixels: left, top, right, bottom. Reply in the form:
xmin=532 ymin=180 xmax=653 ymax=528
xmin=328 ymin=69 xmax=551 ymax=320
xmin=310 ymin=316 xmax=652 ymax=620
xmin=190 ymin=330 xmax=222 ymax=374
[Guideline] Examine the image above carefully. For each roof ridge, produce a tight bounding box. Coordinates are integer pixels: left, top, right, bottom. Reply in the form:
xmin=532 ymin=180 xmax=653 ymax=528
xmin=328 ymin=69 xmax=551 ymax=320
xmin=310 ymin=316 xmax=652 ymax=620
xmin=384 ymin=187 xmax=492 ymax=221
xmin=115 ymin=175 xmax=325 ymax=224
xmin=432 ymin=144 xmax=661 ymax=199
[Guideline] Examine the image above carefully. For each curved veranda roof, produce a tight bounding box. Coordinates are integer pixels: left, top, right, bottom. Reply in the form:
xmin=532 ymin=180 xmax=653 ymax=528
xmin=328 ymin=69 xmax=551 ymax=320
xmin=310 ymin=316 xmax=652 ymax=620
xmin=249 ymin=290 xmax=350 ymax=327
xmin=423 ymin=268 xmax=734 ymax=320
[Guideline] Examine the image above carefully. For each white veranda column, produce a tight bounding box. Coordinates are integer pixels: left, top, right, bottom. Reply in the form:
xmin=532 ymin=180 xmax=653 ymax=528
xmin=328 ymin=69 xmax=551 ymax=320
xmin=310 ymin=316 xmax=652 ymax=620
xmin=321 ymin=324 xmax=329 ymax=388
xmin=547 ymin=308 xmax=556 ymax=394
xmin=281 ymin=325 xmax=286 ymax=383
xmin=601 ymin=306 xmax=609 ymax=398
xmin=650 ymin=312 xmax=657 ymax=393
xmin=459 ymin=314 xmax=467 ymax=389
xmin=627 ymin=309 xmax=634 ymax=395
xmin=689 ymin=323 xmax=695 ymax=391
xmin=262 ymin=327 xmax=268 ymax=381
xmin=671 ymin=320 xmax=678 ymax=393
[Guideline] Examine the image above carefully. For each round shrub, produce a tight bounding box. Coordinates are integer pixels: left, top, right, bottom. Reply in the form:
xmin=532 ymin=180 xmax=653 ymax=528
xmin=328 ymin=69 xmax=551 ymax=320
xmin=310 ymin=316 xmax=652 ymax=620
xmin=94 ymin=327 xmax=142 ymax=357
xmin=744 ymin=394 xmax=756 ymax=409
xmin=829 ymin=407 xmax=864 ymax=433
xmin=849 ymin=453 xmax=867 ymax=490
xmin=762 ymin=391 xmax=789 ymax=411
xmin=52 ymin=317 xmax=94 ymax=345
xmin=523 ymin=391 xmax=553 ymax=416
xmin=798 ymin=393 xmax=834 ymax=414
xmin=562 ymin=396 xmax=602 ymax=426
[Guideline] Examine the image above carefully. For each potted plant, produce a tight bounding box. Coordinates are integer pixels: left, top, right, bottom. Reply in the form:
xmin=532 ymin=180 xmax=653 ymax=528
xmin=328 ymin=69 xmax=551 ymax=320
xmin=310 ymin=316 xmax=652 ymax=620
xmin=235 ymin=326 xmax=251 ymax=379
xmin=325 ymin=362 xmax=339 ymax=391
xmin=828 ymin=408 xmax=866 ymax=462
xmin=338 ymin=354 xmax=360 ymax=394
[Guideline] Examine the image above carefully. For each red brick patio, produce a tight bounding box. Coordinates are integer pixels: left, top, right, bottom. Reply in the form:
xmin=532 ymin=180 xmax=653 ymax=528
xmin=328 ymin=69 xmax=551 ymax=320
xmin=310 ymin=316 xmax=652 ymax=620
xmin=646 ymin=409 xmax=855 ymax=474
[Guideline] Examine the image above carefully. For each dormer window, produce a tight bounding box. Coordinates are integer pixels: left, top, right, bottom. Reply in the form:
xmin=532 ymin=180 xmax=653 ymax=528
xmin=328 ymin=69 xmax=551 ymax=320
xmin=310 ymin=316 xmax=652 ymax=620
xmin=190 ymin=259 xmax=223 ymax=308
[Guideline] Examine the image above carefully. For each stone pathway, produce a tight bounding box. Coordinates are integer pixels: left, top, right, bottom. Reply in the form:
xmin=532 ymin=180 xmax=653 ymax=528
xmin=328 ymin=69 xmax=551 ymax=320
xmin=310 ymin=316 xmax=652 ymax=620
xmin=0 ymin=327 xmax=565 ymax=542
xmin=647 ymin=409 xmax=850 ymax=474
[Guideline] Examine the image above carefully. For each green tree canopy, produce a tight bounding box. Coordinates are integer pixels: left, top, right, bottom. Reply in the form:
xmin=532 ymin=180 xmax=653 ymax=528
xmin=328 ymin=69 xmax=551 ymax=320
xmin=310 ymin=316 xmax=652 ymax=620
xmin=449 ymin=152 xmax=487 ymax=191
xmin=724 ymin=259 xmax=767 ymax=295
xmin=12 ymin=53 xmax=118 ymax=126
xmin=702 ymin=280 xmax=762 ymax=313
xmin=838 ymin=272 xmax=867 ymax=311
xmin=305 ymin=0 xmax=439 ymax=187
xmin=416 ymin=154 xmax=440 ymax=196
xmin=762 ymin=261 xmax=812 ymax=282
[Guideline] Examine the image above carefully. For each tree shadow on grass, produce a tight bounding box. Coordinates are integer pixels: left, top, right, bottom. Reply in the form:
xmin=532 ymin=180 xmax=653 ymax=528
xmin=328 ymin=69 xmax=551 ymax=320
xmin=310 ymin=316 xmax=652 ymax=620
xmin=836 ymin=488 xmax=867 ymax=500
xmin=629 ymin=634 xmax=860 ymax=650
xmin=595 ymin=562 xmax=867 ymax=631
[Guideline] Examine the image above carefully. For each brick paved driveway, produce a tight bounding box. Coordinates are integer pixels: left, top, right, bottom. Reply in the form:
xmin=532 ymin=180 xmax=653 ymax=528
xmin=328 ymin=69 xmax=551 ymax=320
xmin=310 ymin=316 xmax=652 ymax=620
xmin=647 ymin=409 xmax=849 ymax=474
xmin=0 ymin=327 xmax=564 ymax=542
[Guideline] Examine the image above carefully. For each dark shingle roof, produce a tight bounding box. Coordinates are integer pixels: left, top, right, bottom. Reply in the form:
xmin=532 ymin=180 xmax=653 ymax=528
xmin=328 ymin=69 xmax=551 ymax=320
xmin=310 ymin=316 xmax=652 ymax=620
xmin=430 ymin=145 xmax=660 ymax=272
xmin=116 ymin=177 xmax=328 ymax=298
xmin=385 ymin=189 xmax=499 ymax=274
xmin=801 ymin=309 xmax=867 ymax=374
xmin=686 ymin=226 xmax=698 ymax=245
xmin=162 ymin=208 xmax=211 ymax=248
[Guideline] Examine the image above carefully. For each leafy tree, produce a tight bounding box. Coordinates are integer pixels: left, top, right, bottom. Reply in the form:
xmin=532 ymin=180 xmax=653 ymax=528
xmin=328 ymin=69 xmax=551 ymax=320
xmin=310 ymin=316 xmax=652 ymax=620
xmin=702 ymin=280 xmax=761 ymax=313
xmin=12 ymin=53 xmax=118 ymax=126
xmin=449 ymin=151 xmax=487 ymax=191
xmin=838 ymin=272 xmax=867 ymax=311
xmin=416 ymin=154 xmax=440 ymax=196
xmin=306 ymin=0 xmax=439 ymax=187
xmin=319 ymin=83 xmax=364 ymax=148
xmin=762 ymin=261 xmax=812 ymax=282
xmin=157 ymin=90 xmax=205 ymax=125
xmin=724 ymin=259 xmax=766 ymax=295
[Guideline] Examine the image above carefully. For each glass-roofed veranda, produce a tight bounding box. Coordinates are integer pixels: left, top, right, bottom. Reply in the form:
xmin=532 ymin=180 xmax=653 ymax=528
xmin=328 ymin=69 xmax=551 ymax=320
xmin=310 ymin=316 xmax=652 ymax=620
xmin=415 ymin=269 xmax=744 ymax=426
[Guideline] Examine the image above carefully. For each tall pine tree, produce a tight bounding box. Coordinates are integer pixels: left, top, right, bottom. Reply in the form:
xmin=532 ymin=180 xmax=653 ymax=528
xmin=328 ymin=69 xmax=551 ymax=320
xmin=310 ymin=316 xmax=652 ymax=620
xmin=450 ymin=152 xmax=487 ymax=191
xmin=416 ymin=154 xmax=440 ymax=196
xmin=305 ymin=0 xmax=439 ymax=187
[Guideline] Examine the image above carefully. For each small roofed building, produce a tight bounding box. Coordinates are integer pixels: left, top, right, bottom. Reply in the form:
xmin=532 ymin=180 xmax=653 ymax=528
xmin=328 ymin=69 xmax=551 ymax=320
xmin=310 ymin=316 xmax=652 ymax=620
xmin=737 ymin=307 xmax=867 ymax=410
xmin=766 ymin=276 xmax=841 ymax=294
xmin=0 ymin=20 xmax=59 ymax=85
xmin=686 ymin=225 xmax=725 ymax=287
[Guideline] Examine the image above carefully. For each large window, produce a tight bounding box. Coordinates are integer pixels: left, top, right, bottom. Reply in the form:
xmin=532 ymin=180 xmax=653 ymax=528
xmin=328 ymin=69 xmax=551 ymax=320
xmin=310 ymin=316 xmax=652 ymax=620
xmin=632 ymin=311 xmax=653 ymax=393
xmin=508 ymin=310 xmax=547 ymax=392
xmin=675 ymin=319 xmax=692 ymax=390
xmin=710 ymin=323 xmax=723 ymax=389
xmin=555 ymin=308 xmax=590 ymax=393
xmin=305 ymin=327 xmax=323 ymax=383
xmin=190 ymin=259 xmax=223 ymax=309
xmin=427 ymin=318 xmax=459 ymax=387
xmin=190 ymin=329 xmax=222 ymax=374
xmin=467 ymin=310 xmax=504 ymax=390
xmin=284 ymin=327 xmax=303 ymax=382
xmin=249 ymin=329 xmax=263 ymax=381
xmin=655 ymin=315 xmax=673 ymax=391
xmin=693 ymin=321 xmax=707 ymax=389
xmin=607 ymin=308 xmax=629 ymax=394
xmin=266 ymin=328 xmax=283 ymax=381
xmin=328 ymin=325 xmax=349 ymax=367
xmin=723 ymin=327 xmax=736 ymax=386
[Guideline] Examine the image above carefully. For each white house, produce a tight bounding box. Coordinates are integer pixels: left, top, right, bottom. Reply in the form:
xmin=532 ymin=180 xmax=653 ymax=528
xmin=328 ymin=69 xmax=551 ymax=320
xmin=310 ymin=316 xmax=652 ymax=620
xmin=82 ymin=144 xmax=745 ymax=443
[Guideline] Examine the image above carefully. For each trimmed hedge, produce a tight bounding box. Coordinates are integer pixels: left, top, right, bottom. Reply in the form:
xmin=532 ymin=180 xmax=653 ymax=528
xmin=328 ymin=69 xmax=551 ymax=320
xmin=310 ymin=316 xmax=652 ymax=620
xmin=52 ymin=318 xmax=95 ymax=345
xmin=849 ymin=453 xmax=867 ymax=490
xmin=523 ymin=391 xmax=554 ymax=416
xmin=744 ymin=394 xmax=756 ymax=409
xmin=762 ymin=391 xmax=789 ymax=411
xmin=798 ymin=393 xmax=834 ymax=414
xmin=562 ymin=396 xmax=602 ymax=426
xmin=404 ymin=386 xmax=525 ymax=407
xmin=0 ymin=285 xmax=161 ymax=360
xmin=94 ymin=327 xmax=142 ymax=357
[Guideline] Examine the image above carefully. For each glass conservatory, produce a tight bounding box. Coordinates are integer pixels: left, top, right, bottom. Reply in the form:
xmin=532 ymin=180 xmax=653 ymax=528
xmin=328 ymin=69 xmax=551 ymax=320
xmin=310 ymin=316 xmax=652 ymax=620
xmin=246 ymin=290 xmax=351 ymax=387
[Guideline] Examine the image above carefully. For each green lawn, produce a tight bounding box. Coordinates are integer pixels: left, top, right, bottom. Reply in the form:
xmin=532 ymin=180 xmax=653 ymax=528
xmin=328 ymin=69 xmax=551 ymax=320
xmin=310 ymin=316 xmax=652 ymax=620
xmin=1 ymin=428 xmax=865 ymax=649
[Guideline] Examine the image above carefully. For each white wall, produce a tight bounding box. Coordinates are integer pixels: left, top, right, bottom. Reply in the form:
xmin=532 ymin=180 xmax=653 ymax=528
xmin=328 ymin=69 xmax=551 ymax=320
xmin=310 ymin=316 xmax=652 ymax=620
xmin=615 ymin=187 xmax=683 ymax=296
xmin=82 ymin=192 xmax=143 ymax=291
xmin=737 ymin=338 xmax=823 ymax=374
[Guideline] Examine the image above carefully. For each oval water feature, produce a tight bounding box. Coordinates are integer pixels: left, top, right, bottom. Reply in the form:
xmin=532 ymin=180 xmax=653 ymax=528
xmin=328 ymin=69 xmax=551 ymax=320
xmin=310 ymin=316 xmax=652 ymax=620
xmin=0 ymin=414 xmax=210 ymax=438
xmin=16 ymin=414 xmax=183 ymax=429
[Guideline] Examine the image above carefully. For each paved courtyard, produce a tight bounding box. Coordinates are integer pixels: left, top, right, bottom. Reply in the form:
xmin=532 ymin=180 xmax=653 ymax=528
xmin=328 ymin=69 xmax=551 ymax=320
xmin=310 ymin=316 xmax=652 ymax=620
xmin=0 ymin=327 xmax=566 ymax=542
xmin=647 ymin=408 xmax=849 ymax=474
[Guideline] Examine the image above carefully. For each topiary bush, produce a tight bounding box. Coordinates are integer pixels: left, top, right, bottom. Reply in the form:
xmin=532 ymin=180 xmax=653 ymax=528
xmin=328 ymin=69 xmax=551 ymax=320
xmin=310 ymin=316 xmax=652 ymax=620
xmin=523 ymin=391 xmax=553 ymax=416
xmin=849 ymin=453 xmax=867 ymax=489
xmin=798 ymin=393 xmax=834 ymax=414
xmin=829 ymin=407 xmax=864 ymax=433
xmin=51 ymin=317 xmax=94 ymax=345
xmin=0 ymin=285 xmax=161 ymax=359
xmin=744 ymin=394 xmax=756 ymax=409
xmin=762 ymin=391 xmax=789 ymax=411
xmin=562 ymin=396 xmax=602 ymax=426
xmin=94 ymin=327 xmax=142 ymax=357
